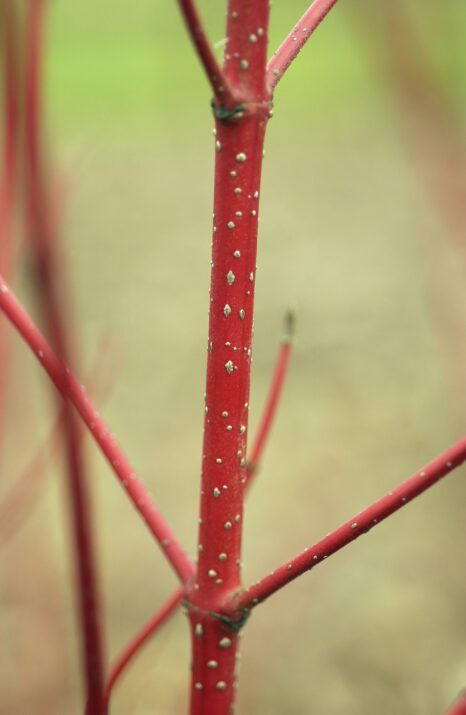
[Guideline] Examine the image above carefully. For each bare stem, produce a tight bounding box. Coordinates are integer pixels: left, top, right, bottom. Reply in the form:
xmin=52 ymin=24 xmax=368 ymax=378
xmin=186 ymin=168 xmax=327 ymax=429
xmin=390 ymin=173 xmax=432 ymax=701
xmin=102 ymin=589 xmax=183 ymax=713
xmin=245 ymin=311 xmax=294 ymax=485
xmin=266 ymin=0 xmax=341 ymax=93
xmin=0 ymin=275 xmax=194 ymax=585
xmin=226 ymin=435 xmax=466 ymax=614
xmin=446 ymin=692 xmax=466 ymax=715
xmin=24 ymin=2 xmax=105 ymax=710
xmin=102 ymin=311 xmax=293 ymax=702
xmin=177 ymin=0 xmax=236 ymax=107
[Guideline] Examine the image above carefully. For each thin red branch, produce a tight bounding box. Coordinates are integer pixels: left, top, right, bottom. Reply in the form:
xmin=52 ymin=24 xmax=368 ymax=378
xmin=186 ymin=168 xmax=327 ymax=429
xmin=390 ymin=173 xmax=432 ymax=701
xmin=102 ymin=588 xmax=183 ymax=713
xmin=0 ymin=275 xmax=194 ymax=585
xmin=0 ymin=0 xmax=20 ymax=443
xmin=245 ymin=311 xmax=294 ymax=486
xmin=177 ymin=0 xmax=236 ymax=108
xmin=446 ymin=692 xmax=466 ymax=715
xmin=24 ymin=2 xmax=105 ymax=711
xmin=226 ymin=435 xmax=466 ymax=614
xmin=266 ymin=0 xmax=341 ymax=94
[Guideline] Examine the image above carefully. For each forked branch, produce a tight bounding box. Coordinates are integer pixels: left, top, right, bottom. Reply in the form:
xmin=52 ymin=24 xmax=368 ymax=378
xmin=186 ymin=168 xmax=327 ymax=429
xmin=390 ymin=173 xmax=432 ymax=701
xmin=0 ymin=276 xmax=194 ymax=584
xmin=103 ymin=314 xmax=294 ymax=703
xmin=227 ymin=435 xmax=466 ymax=613
xmin=177 ymin=0 xmax=236 ymax=107
xmin=267 ymin=0 xmax=341 ymax=93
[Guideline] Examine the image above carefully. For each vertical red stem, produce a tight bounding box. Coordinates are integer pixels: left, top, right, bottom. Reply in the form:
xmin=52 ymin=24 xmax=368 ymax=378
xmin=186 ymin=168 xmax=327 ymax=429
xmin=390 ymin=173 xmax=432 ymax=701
xmin=0 ymin=0 xmax=19 ymax=444
xmin=24 ymin=2 xmax=105 ymax=711
xmin=186 ymin=3 xmax=271 ymax=714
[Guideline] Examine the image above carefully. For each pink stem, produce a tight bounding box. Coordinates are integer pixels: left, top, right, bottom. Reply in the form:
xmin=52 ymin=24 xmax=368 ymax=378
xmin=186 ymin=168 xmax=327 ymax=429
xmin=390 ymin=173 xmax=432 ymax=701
xmin=266 ymin=0 xmax=341 ymax=93
xmin=227 ymin=435 xmax=466 ymax=614
xmin=0 ymin=275 xmax=194 ymax=585
xmin=102 ymin=589 xmax=183 ymax=713
xmin=24 ymin=3 xmax=105 ymax=711
xmin=101 ymin=316 xmax=294 ymax=704
xmin=446 ymin=692 xmax=466 ymax=715
xmin=186 ymin=2 xmax=271 ymax=714
xmin=245 ymin=311 xmax=294 ymax=484
xmin=0 ymin=0 xmax=19 ymax=444
xmin=177 ymin=0 xmax=236 ymax=108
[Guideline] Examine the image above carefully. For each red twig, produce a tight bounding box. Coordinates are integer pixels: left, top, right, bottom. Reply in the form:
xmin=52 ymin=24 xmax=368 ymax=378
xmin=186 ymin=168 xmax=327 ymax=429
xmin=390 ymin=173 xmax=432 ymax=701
xmin=0 ymin=0 xmax=19 ymax=443
xmin=24 ymin=2 xmax=105 ymax=711
xmin=102 ymin=588 xmax=183 ymax=712
xmin=0 ymin=275 xmax=194 ymax=585
xmin=266 ymin=0 xmax=341 ymax=93
xmin=446 ymin=692 xmax=466 ymax=715
xmin=177 ymin=0 xmax=236 ymax=108
xmin=246 ymin=310 xmax=294 ymax=485
xmin=227 ymin=435 xmax=466 ymax=614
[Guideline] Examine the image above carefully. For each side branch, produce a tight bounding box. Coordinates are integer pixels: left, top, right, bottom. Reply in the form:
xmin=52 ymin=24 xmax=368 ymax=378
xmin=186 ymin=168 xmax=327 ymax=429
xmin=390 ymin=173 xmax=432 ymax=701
xmin=100 ymin=315 xmax=293 ymax=700
xmin=228 ymin=435 xmax=466 ymax=613
xmin=177 ymin=0 xmax=236 ymax=107
xmin=266 ymin=0 xmax=341 ymax=93
xmin=102 ymin=588 xmax=183 ymax=712
xmin=0 ymin=276 xmax=194 ymax=584
xmin=446 ymin=692 xmax=466 ymax=715
xmin=245 ymin=311 xmax=294 ymax=486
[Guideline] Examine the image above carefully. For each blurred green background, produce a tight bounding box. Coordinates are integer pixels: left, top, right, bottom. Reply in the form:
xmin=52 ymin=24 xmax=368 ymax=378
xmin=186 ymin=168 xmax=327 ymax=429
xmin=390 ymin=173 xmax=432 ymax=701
xmin=2 ymin=1 xmax=466 ymax=714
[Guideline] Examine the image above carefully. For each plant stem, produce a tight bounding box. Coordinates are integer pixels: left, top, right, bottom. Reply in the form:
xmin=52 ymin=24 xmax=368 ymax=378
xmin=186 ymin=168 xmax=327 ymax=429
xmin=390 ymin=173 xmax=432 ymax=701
xmin=246 ymin=311 xmax=294 ymax=483
xmin=0 ymin=0 xmax=19 ymax=444
xmin=102 ymin=589 xmax=183 ymax=712
xmin=0 ymin=275 xmax=194 ymax=584
xmin=185 ymin=2 xmax=271 ymax=713
xmin=177 ymin=0 xmax=236 ymax=107
xmin=266 ymin=0 xmax=341 ymax=93
xmin=24 ymin=2 xmax=105 ymax=711
xmin=446 ymin=692 xmax=466 ymax=715
xmin=226 ymin=435 xmax=466 ymax=614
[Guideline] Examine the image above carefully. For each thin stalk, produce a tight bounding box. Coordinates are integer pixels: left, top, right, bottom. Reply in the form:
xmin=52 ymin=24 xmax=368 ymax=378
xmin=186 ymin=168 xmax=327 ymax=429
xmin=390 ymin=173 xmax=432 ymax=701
xmin=446 ymin=692 xmax=466 ymax=715
xmin=266 ymin=0 xmax=341 ymax=93
xmin=177 ymin=0 xmax=236 ymax=108
xmin=102 ymin=589 xmax=183 ymax=712
xmin=0 ymin=275 xmax=194 ymax=585
xmin=24 ymin=2 xmax=105 ymax=711
xmin=245 ymin=311 xmax=294 ymax=484
xmin=0 ymin=0 xmax=19 ymax=444
xmin=226 ymin=435 xmax=466 ymax=614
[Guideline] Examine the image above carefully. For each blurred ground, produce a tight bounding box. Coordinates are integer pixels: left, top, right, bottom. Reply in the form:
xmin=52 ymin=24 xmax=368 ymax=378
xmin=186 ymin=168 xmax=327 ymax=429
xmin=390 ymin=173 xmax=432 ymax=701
xmin=1 ymin=1 xmax=466 ymax=714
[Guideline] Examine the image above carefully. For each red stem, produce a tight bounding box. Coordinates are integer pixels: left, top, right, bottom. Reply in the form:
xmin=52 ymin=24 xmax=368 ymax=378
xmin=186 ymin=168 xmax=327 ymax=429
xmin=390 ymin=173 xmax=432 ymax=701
xmin=0 ymin=0 xmax=19 ymax=443
xmin=446 ymin=692 xmax=466 ymax=715
xmin=185 ymin=2 xmax=271 ymax=714
xmin=0 ymin=274 xmax=194 ymax=585
xmin=266 ymin=0 xmax=341 ymax=93
xmin=177 ymin=0 xmax=236 ymax=108
xmin=102 ymin=318 xmax=294 ymax=704
xmin=227 ymin=435 xmax=466 ymax=614
xmin=246 ymin=311 xmax=294 ymax=484
xmin=24 ymin=2 xmax=105 ymax=711
xmin=102 ymin=589 xmax=183 ymax=713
